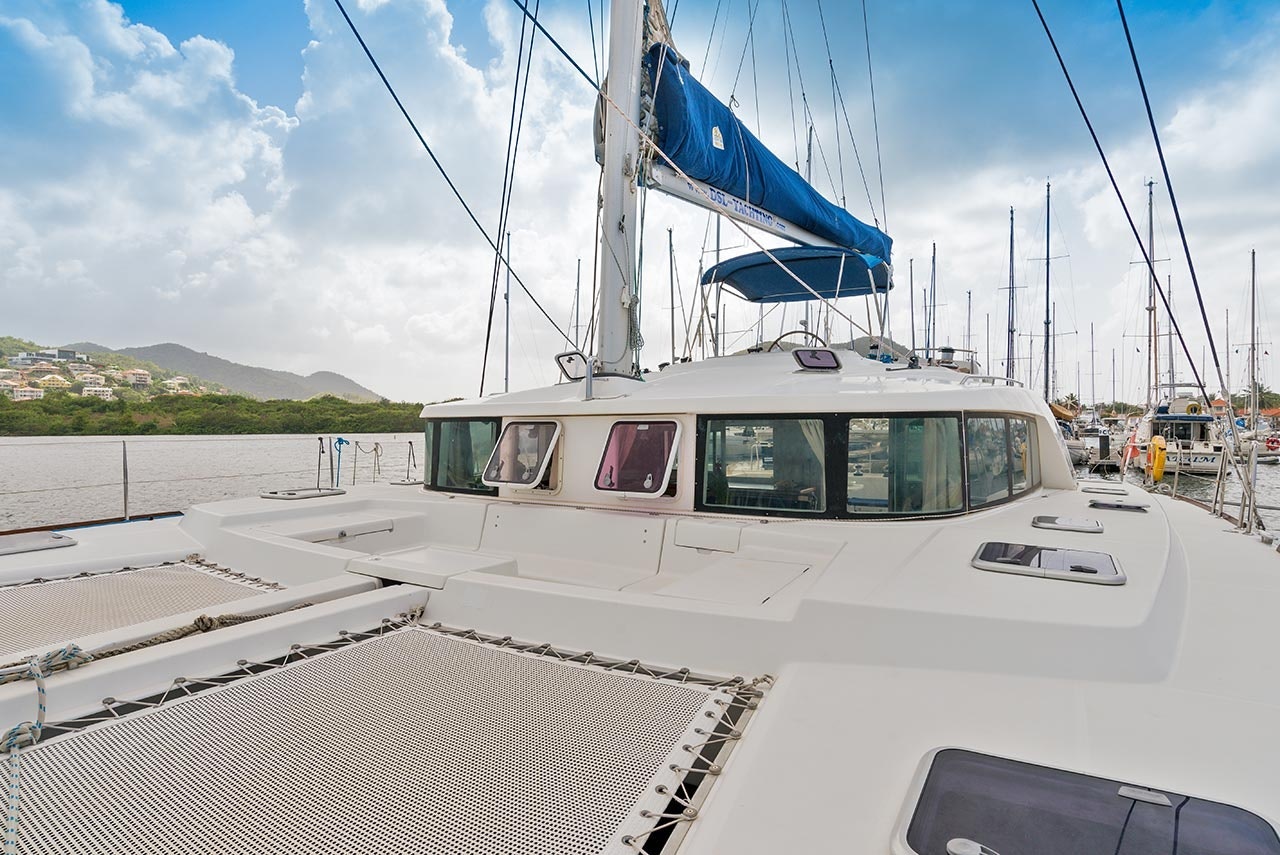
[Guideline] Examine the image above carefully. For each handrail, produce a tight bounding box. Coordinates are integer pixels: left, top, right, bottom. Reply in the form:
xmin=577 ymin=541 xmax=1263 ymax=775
xmin=959 ymin=375 xmax=1026 ymax=387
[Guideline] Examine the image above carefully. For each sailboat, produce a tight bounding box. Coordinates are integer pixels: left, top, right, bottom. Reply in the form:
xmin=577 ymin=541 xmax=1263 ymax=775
xmin=1126 ymin=181 xmax=1225 ymax=478
xmin=1 ymin=3 xmax=1278 ymax=853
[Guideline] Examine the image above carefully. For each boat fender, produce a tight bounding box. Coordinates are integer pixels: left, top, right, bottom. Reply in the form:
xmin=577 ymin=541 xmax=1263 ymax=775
xmin=1149 ymin=435 xmax=1167 ymax=482
xmin=1185 ymin=401 xmax=1202 ymax=415
xmin=1266 ymin=436 xmax=1280 ymax=451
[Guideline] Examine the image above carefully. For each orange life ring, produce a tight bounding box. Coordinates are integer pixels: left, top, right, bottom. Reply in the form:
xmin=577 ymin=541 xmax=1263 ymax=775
xmin=1266 ymin=436 xmax=1280 ymax=451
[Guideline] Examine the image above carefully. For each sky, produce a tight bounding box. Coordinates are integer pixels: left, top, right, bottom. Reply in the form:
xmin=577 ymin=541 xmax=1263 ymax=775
xmin=1 ymin=0 xmax=1277 ymax=404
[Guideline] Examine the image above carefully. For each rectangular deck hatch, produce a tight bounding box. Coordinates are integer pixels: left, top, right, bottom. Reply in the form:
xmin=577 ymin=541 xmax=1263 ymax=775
xmin=897 ymin=748 xmax=1280 ymax=855
xmin=971 ymin=542 xmax=1125 ymax=585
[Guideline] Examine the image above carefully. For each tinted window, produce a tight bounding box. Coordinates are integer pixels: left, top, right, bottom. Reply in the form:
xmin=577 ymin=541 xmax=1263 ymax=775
xmin=595 ymin=421 xmax=679 ymax=494
xmin=847 ymin=416 xmax=962 ymax=515
xmin=430 ymin=419 xmax=498 ymax=494
xmin=967 ymin=416 xmax=1012 ymax=506
xmin=905 ymin=749 xmax=1279 ymax=855
xmin=703 ymin=418 xmax=826 ymax=513
xmin=483 ymin=421 xmax=559 ymax=487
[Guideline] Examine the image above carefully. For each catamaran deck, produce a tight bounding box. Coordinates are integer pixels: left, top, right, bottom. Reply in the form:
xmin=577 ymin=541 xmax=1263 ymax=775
xmin=2 ymin=478 xmax=1278 ymax=852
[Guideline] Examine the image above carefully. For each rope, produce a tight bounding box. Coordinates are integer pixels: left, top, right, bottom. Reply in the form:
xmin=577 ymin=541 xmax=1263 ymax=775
xmin=860 ymin=0 xmax=887 ymax=230
xmin=90 ymin=605 xmax=312 ymax=661
xmin=1 ymin=647 xmax=90 ymax=853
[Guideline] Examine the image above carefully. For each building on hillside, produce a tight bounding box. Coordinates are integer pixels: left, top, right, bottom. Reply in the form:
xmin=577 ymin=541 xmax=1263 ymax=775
xmin=76 ymin=373 xmax=105 ymax=386
xmin=68 ymin=363 xmax=97 ymax=374
xmin=81 ymin=386 xmax=114 ymax=400
xmin=1211 ymin=399 xmax=1231 ymax=417
xmin=35 ymin=374 xmax=71 ymax=389
xmin=12 ymin=387 xmax=44 ymax=401
xmin=0 ymin=369 xmax=19 ymax=381
xmin=101 ymin=368 xmax=124 ymax=382
xmin=161 ymin=376 xmax=189 ymax=391
xmin=123 ymin=368 xmax=151 ymax=389
xmin=8 ymin=349 xmax=85 ymax=364
xmin=25 ymin=362 xmax=60 ymax=377
xmin=0 ymin=379 xmax=17 ymax=398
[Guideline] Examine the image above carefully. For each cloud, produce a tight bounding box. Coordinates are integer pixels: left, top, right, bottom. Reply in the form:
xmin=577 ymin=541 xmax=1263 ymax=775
xmin=0 ymin=0 xmax=1277 ymax=406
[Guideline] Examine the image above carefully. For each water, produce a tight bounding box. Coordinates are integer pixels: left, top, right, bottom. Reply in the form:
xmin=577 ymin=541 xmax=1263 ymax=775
xmin=0 ymin=433 xmax=425 ymax=531
xmin=6 ymin=433 xmax=1280 ymax=533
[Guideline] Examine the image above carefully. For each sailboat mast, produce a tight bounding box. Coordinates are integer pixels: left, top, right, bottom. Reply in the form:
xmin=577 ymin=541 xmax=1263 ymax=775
xmin=1167 ymin=274 xmax=1175 ymax=394
xmin=1225 ymin=308 xmax=1231 ymax=410
xmin=1146 ymin=179 xmax=1157 ymax=409
xmin=595 ymin=0 xmax=646 ymax=376
xmin=1090 ymin=322 xmax=1096 ymax=414
xmin=929 ymin=242 xmax=938 ymax=360
xmin=1251 ymin=249 xmax=1258 ymax=428
xmin=505 ymin=231 xmax=511 ymax=393
xmin=909 ymin=258 xmax=916 ymax=352
xmin=1006 ymin=206 xmax=1015 ymax=379
xmin=668 ymin=228 xmax=675 ymax=365
xmin=1043 ymin=181 xmax=1051 ymax=401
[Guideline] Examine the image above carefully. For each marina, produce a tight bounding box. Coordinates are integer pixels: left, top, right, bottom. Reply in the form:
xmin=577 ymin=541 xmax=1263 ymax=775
xmin=2 ymin=0 xmax=1280 ymax=853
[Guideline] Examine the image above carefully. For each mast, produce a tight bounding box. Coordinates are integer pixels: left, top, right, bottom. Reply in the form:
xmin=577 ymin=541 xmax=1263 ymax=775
xmin=965 ymin=290 xmax=972 ymax=358
xmin=1043 ymin=181 xmax=1051 ymax=401
xmin=667 ymin=228 xmax=675 ymax=365
xmin=1251 ymin=249 xmax=1258 ymax=429
xmin=932 ymin=244 xmax=939 ymax=356
xmin=1146 ymin=179 xmax=1157 ymax=409
xmin=1090 ymin=322 xmax=1096 ymax=416
xmin=1006 ymin=206 xmax=1016 ymax=379
xmin=1167 ymin=274 xmax=1175 ymax=394
xmin=574 ymin=258 xmax=582 ymax=350
xmin=1225 ymin=308 xmax=1231 ymax=412
xmin=504 ymin=231 xmax=511 ymax=393
xmin=595 ymin=0 xmax=646 ymax=376
xmin=908 ymin=258 xmax=916 ymax=352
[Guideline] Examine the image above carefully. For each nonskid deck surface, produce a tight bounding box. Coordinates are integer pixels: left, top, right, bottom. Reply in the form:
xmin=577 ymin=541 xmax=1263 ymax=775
xmin=6 ymin=619 xmax=766 ymax=855
xmin=0 ymin=558 xmax=284 ymax=660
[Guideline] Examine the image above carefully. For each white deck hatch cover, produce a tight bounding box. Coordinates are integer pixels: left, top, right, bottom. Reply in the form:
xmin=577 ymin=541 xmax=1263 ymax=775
xmin=0 ymin=560 xmax=280 ymax=658
xmin=9 ymin=627 xmax=739 ymax=854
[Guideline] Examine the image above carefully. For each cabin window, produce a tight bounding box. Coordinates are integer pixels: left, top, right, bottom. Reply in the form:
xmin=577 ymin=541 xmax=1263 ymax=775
xmin=482 ymin=421 xmax=560 ymax=488
xmin=594 ymin=421 xmax=680 ymax=494
xmin=701 ymin=418 xmax=826 ymax=513
xmin=422 ymin=421 xmax=435 ymax=487
xmin=847 ymin=416 xmax=962 ymax=515
xmin=1010 ymin=416 xmax=1036 ymax=491
xmin=427 ymin=418 xmax=499 ymax=495
xmin=966 ymin=414 xmax=1040 ymax=507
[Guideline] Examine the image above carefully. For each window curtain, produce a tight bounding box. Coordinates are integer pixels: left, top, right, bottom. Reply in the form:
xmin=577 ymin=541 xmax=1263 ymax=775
xmin=921 ymin=418 xmax=962 ymax=512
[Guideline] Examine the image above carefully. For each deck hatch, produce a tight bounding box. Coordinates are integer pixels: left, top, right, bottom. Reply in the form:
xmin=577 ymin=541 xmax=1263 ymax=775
xmin=8 ymin=625 xmax=755 ymax=855
xmin=0 ymin=559 xmax=279 ymax=658
xmin=897 ymin=748 xmax=1280 ymax=855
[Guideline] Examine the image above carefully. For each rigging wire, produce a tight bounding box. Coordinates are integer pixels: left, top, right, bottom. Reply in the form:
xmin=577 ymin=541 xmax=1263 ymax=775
xmin=481 ymin=0 xmax=540 ymax=396
xmin=330 ymin=0 xmax=574 ymax=355
xmin=586 ymin=0 xmax=600 ymax=83
xmin=504 ymin=0 xmax=876 ymax=338
xmin=780 ymin=0 xmax=801 ymax=172
xmin=860 ymin=0 xmax=887 ymax=230
xmin=1029 ymin=0 xmax=1258 ymax=518
xmin=814 ymin=0 xmax=846 ymax=207
xmin=1116 ymin=0 xmax=1228 ymax=400
xmin=699 ymin=0 xmax=726 ymax=75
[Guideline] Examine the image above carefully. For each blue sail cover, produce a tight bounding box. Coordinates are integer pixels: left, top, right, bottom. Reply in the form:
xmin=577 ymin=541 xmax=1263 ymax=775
xmin=702 ymin=246 xmax=890 ymax=303
xmin=645 ymin=45 xmax=892 ymax=264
